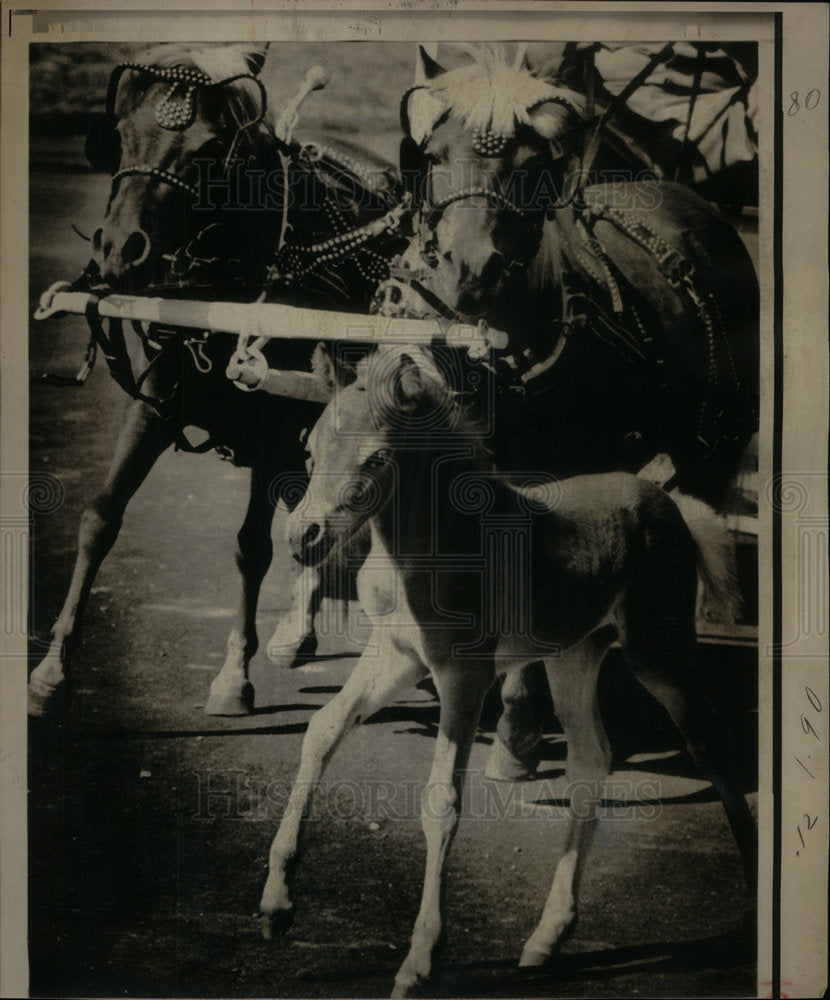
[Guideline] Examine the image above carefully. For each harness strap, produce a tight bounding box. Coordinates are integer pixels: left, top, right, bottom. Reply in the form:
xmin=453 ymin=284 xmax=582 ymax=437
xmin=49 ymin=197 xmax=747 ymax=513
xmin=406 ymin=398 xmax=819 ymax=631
xmin=408 ymin=279 xmax=463 ymax=322
xmin=581 ymin=43 xmax=676 ymax=177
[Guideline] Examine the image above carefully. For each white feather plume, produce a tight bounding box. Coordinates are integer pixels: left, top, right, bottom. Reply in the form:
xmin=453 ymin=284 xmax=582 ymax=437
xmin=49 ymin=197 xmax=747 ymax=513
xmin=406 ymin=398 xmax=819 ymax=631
xmin=429 ymin=43 xmax=585 ymax=138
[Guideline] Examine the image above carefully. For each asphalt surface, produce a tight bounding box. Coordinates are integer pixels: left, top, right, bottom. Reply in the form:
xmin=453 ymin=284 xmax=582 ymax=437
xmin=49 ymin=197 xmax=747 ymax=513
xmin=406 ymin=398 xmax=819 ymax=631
xmin=27 ymin=164 xmax=759 ymax=999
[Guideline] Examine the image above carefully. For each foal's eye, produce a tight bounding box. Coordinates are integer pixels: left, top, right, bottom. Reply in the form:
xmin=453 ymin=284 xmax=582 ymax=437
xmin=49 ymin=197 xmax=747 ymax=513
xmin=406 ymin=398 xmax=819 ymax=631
xmin=365 ymin=449 xmax=392 ymax=468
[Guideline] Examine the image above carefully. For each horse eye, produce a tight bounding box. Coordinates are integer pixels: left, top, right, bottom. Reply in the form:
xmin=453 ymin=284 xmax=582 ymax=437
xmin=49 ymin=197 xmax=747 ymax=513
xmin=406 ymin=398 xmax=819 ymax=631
xmin=420 ymin=241 xmax=439 ymax=268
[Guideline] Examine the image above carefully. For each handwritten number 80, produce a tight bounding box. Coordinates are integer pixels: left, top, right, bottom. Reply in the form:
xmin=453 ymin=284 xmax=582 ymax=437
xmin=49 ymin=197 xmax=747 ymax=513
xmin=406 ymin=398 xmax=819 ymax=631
xmin=789 ymin=90 xmax=821 ymax=115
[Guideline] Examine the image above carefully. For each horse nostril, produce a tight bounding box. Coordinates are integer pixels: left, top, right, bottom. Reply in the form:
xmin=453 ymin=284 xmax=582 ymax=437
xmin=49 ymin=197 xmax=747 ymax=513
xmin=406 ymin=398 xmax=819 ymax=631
xmin=122 ymin=229 xmax=151 ymax=268
xmin=301 ymin=523 xmax=322 ymax=550
xmin=92 ymin=228 xmax=103 ymax=253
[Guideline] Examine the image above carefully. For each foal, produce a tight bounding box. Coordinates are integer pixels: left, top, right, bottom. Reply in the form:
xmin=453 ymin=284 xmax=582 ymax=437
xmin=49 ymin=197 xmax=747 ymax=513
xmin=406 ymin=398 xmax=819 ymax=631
xmin=259 ymin=346 xmax=756 ymax=997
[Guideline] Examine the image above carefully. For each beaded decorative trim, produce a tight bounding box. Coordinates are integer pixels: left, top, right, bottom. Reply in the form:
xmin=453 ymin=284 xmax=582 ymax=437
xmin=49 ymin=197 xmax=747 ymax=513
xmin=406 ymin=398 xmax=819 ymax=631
xmin=155 ymin=83 xmax=198 ymax=130
xmin=471 ymin=125 xmax=510 ymax=158
xmin=113 ymin=164 xmax=199 ymax=198
xmin=425 ymin=186 xmax=527 ymax=223
xmin=119 ymin=62 xmax=213 ymax=87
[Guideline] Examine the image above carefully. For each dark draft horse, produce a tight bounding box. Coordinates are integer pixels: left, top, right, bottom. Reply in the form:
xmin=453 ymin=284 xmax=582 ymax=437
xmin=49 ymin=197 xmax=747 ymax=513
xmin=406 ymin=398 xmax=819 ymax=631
xmin=374 ymin=45 xmax=759 ymax=777
xmin=28 ymin=43 xmax=407 ymax=717
xmin=259 ymin=345 xmax=757 ymax=997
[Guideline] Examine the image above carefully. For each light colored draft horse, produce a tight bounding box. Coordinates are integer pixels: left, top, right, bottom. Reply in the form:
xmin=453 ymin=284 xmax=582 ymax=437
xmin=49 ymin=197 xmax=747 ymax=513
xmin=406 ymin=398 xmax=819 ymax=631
xmin=259 ymin=346 xmax=757 ymax=997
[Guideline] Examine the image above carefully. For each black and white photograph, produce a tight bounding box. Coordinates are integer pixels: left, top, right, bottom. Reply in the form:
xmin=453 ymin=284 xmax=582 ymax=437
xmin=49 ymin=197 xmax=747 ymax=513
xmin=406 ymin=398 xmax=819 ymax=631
xmin=1 ymin=4 xmax=827 ymax=999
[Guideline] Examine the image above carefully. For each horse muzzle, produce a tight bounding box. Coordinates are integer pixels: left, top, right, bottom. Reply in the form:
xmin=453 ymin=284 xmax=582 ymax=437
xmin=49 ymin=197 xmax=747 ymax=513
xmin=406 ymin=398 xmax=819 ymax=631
xmin=93 ymin=223 xmax=153 ymax=289
xmin=287 ymin=518 xmax=335 ymax=567
xmin=372 ymin=276 xmax=438 ymax=320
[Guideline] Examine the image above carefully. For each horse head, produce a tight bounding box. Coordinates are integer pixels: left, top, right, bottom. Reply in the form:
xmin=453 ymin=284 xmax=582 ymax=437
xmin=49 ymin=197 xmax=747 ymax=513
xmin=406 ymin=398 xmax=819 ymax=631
xmin=287 ymin=346 xmax=452 ymax=565
xmin=88 ymin=43 xmax=271 ymax=291
xmin=375 ymin=46 xmax=586 ymax=343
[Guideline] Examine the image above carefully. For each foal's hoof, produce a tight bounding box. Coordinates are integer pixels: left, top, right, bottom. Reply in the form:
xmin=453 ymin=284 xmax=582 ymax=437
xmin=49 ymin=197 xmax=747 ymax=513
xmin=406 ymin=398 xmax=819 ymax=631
xmin=259 ymin=905 xmax=294 ymax=940
xmin=518 ymin=945 xmax=552 ymax=968
xmin=484 ymin=736 xmax=538 ymax=782
xmin=204 ymin=680 xmax=254 ymax=716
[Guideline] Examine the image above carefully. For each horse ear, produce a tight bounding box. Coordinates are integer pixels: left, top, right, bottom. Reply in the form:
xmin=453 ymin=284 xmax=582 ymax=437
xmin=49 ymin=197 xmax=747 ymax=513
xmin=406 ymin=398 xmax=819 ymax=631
xmin=417 ymin=45 xmax=446 ymax=81
xmin=528 ymin=101 xmax=572 ymax=144
xmin=244 ymin=44 xmax=269 ymax=76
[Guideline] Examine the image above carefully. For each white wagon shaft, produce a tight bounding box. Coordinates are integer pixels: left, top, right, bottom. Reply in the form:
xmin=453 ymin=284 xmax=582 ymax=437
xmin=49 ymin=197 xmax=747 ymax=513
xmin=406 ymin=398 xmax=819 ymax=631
xmin=35 ymin=281 xmax=507 ymax=401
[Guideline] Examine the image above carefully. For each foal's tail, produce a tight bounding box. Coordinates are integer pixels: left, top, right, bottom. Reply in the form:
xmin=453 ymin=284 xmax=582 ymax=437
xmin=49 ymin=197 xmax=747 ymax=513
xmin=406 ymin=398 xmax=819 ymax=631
xmin=671 ymin=492 xmax=742 ymax=623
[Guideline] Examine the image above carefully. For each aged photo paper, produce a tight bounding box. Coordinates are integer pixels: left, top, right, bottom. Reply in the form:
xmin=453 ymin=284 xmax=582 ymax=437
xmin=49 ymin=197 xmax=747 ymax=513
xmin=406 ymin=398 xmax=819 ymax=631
xmin=1 ymin=2 xmax=827 ymax=998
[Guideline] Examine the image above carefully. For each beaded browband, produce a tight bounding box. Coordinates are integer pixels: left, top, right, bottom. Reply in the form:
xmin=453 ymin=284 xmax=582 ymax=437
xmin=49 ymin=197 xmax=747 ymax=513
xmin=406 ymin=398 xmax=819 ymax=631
xmin=107 ymin=62 xmax=267 ymax=132
xmin=105 ymin=61 xmax=268 ymax=199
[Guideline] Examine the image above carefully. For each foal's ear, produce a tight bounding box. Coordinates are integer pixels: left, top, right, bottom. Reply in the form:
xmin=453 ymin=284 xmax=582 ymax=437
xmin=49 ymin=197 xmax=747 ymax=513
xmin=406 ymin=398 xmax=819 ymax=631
xmin=417 ymin=46 xmax=446 ymax=82
xmin=311 ymin=342 xmax=337 ymax=398
xmin=393 ymin=353 xmax=427 ymax=411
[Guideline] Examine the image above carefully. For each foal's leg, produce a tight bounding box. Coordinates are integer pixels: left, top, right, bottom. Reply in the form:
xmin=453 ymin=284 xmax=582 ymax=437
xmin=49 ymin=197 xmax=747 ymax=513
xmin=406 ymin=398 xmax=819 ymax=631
xmin=392 ymin=662 xmax=494 ymax=998
xmin=259 ymin=635 xmax=427 ymax=935
xmin=519 ymin=627 xmax=616 ymax=967
xmin=485 ymin=662 xmax=546 ymax=781
xmin=205 ymin=461 xmax=277 ymax=715
xmin=28 ymin=400 xmax=173 ymax=716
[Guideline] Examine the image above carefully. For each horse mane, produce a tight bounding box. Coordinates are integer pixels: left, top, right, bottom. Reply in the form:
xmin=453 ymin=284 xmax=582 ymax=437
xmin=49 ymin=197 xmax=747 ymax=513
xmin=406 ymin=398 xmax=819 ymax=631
xmin=428 ymin=43 xmax=585 ymax=140
xmin=120 ymin=43 xmax=273 ymax=139
xmin=528 ymin=218 xmax=568 ymax=292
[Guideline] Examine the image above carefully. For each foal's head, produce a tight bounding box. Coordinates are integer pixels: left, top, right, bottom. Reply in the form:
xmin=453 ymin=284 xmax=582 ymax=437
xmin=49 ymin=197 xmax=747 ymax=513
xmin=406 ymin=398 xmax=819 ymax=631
xmin=286 ymin=346 xmax=459 ymax=566
xmin=377 ymin=46 xmax=585 ymax=332
xmin=88 ymin=43 xmax=270 ymax=290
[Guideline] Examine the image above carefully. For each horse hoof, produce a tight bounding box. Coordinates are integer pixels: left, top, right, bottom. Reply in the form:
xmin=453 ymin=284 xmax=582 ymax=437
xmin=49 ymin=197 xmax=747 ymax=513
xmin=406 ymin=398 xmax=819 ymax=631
xmin=267 ymin=633 xmax=317 ymax=669
xmin=259 ymin=905 xmax=294 ymax=939
xmin=484 ymin=736 xmax=538 ymax=782
xmin=204 ymin=681 xmax=254 ymax=716
xmin=27 ymin=673 xmax=66 ymax=718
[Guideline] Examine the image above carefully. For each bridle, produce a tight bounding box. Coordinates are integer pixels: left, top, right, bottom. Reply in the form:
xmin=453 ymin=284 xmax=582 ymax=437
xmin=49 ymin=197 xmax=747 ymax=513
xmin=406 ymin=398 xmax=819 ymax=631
xmin=95 ymin=61 xmax=268 ymax=200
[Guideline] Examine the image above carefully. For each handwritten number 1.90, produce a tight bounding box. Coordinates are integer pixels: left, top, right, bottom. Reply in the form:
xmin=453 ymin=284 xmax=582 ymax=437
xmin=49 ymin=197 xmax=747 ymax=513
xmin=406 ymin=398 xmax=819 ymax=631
xmin=795 ymin=686 xmax=823 ymax=856
xmin=789 ymin=89 xmax=821 ymax=115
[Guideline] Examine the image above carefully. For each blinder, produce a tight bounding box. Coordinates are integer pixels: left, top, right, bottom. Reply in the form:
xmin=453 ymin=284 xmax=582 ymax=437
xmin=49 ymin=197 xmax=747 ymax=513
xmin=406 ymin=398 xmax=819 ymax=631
xmin=85 ymin=112 xmax=121 ymax=173
xmin=85 ymin=61 xmax=267 ymax=178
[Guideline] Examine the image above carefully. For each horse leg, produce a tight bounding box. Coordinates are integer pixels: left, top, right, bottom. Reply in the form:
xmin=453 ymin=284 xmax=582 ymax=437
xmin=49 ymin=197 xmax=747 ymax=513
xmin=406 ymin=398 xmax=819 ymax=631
xmin=392 ymin=662 xmax=494 ymax=998
xmin=485 ymin=662 xmax=546 ymax=781
xmin=205 ymin=462 xmax=277 ymax=715
xmin=28 ymin=400 xmax=173 ymax=716
xmin=259 ymin=635 xmax=427 ymax=935
xmin=265 ymin=564 xmax=323 ymax=669
xmin=519 ymin=627 xmax=616 ymax=967
xmin=267 ymin=523 xmax=371 ymax=667
xmin=621 ymin=624 xmax=757 ymax=892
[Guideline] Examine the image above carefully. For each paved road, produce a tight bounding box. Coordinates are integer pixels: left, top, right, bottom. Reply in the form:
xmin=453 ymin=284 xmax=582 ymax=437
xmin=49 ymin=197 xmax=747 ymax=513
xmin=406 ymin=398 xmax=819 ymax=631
xmin=27 ymin=166 xmax=758 ymax=998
